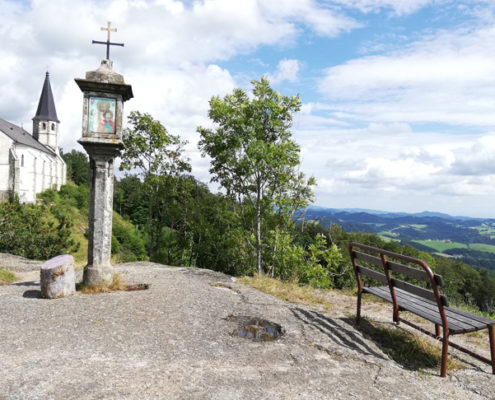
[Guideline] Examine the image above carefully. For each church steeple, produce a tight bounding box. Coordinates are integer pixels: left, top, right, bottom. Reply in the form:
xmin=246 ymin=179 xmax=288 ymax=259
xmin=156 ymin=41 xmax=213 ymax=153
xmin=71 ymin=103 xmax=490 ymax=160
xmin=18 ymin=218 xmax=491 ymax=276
xmin=32 ymin=72 xmax=60 ymax=151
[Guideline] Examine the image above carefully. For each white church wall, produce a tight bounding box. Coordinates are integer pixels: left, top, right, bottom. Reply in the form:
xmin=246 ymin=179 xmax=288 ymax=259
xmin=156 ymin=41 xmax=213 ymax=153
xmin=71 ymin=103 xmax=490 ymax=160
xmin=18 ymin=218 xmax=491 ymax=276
xmin=17 ymin=147 xmax=55 ymax=203
xmin=0 ymin=132 xmax=13 ymax=201
xmin=0 ymin=133 xmax=13 ymax=196
xmin=18 ymin=146 xmax=36 ymax=203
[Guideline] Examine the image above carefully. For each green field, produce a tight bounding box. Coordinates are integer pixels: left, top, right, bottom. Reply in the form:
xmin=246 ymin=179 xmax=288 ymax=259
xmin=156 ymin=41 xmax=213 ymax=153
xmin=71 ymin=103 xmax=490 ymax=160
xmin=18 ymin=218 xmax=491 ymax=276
xmin=378 ymin=235 xmax=400 ymax=243
xmin=472 ymin=224 xmax=495 ymax=239
xmin=413 ymin=240 xmax=467 ymax=252
xmin=410 ymin=224 xmax=427 ymax=229
xmin=469 ymin=243 xmax=495 ymax=254
xmin=378 ymin=230 xmax=399 ymax=238
xmin=413 ymin=240 xmax=495 ymax=255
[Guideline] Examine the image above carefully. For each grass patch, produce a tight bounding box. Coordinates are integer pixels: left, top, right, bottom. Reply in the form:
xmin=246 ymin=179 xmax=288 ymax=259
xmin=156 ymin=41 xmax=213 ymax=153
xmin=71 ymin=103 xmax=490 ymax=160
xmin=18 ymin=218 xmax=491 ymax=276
xmin=239 ymin=274 xmax=333 ymax=313
xmin=378 ymin=230 xmax=399 ymax=238
xmin=0 ymin=267 xmax=18 ymax=285
xmin=410 ymin=224 xmax=427 ymax=229
xmin=77 ymin=273 xmax=127 ymax=294
xmin=357 ymin=317 xmax=462 ymax=373
xmin=378 ymin=235 xmax=400 ymax=243
xmin=413 ymin=240 xmax=467 ymax=253
xmin=453 ymin=302 xmax=495 ymax=320
xmin=469 ymin=243 xmax=495 ymax=254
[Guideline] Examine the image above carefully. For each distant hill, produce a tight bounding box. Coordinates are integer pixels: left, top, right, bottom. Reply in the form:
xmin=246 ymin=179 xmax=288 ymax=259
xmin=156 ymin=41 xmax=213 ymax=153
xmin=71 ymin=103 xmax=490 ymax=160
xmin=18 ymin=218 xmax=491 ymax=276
xmin=301 ymin=206 xmax=495 ymax=272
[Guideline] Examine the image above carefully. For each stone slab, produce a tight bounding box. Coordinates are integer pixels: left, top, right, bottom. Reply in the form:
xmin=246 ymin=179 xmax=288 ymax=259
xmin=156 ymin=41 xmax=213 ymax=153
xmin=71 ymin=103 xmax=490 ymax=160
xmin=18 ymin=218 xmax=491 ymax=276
xmin=0 ymin=262 xmax=494 ymax=399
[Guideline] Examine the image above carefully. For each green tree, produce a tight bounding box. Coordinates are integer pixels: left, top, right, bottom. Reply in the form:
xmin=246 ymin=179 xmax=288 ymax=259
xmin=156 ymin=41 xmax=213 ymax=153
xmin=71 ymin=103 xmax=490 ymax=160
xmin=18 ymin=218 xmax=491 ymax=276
xmin=62 ymin=150 xmax=90 ymax=186
xmin=120 ymin=111 xmax=190 ymax=259
xmin=198 ymin=77 xmax=314 ymax=274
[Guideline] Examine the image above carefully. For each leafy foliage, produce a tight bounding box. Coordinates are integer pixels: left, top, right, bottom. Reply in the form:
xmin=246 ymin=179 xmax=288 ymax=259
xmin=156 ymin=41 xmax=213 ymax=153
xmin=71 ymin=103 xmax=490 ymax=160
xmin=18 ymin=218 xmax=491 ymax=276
xmin=198 ymin=77 xmax=314 ymax=273
xmin=62 ymin=149 xmax=90 ymax=186
xmin=0 ymin=195 xmax=78 ymax=259
xmin=112 ymin=214 xmax=147 ymax=262
xmin=120 ymin=111 xmax=191 ymax=260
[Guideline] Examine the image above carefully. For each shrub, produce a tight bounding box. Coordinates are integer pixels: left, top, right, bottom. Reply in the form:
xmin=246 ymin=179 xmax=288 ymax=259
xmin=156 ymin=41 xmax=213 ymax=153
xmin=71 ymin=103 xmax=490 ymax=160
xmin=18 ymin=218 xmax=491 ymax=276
xmin=0 ymin=196 xmax=78 ymax=260
xmin=112 ymin=216 xmax=147 ymax=262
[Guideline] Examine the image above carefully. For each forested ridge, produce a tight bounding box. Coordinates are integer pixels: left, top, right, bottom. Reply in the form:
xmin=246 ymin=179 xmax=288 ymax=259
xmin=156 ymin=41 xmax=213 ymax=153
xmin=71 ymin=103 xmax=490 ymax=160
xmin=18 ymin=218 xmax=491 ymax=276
xmin=1 ymin=79 xmax=494 ymax=316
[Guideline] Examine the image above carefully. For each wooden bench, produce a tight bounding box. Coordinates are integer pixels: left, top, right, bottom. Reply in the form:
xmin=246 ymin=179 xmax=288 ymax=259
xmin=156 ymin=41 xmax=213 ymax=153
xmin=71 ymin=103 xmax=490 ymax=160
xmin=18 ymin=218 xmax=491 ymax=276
xmin=349 ymin=242 xmax=495 ymax=377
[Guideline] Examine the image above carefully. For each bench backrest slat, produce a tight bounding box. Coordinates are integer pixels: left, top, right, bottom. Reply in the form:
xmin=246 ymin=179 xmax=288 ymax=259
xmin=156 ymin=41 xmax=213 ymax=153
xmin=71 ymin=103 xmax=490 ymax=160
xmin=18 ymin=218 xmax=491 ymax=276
xmin=353 ymin=251 xmax=382 ymax=267
xmin=392 ymin=279 xmax=449 ymax=306
xmin=356 ymin=265 xmax=388 ymax=284
xmin=386 ymin=260 xmax=444 ymax=287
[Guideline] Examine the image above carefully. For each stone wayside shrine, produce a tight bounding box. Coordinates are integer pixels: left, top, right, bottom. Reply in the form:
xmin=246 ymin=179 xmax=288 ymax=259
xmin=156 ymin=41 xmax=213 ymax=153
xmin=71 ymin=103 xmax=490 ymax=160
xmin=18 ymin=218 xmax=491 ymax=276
xmin=75 ymin=22 xmax=133 ymax=285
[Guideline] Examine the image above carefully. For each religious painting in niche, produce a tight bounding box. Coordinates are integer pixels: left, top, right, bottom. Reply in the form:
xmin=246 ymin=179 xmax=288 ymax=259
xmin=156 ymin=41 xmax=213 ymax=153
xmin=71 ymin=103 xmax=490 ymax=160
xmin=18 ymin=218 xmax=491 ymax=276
xmin=88 ymin=97 xmax=116 ymax=134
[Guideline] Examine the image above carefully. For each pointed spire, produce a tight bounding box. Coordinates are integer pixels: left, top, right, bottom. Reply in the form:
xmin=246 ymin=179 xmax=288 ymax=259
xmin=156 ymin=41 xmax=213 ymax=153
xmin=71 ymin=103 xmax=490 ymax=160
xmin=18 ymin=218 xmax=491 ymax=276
xmin=33 ymin=72 xmax=59 ymax=123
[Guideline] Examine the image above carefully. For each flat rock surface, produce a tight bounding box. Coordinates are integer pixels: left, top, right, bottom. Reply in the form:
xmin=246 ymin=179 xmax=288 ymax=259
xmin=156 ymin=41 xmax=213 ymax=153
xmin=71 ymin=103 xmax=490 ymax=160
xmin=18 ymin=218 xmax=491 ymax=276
xmin=1 ymin=261 xmax=494 ymax=399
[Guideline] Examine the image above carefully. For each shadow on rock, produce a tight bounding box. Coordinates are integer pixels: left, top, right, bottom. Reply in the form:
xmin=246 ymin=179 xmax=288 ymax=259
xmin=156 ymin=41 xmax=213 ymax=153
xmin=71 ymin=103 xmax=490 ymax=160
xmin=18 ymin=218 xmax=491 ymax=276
xmin=23 ymin=290 xmax=42 ymax=299
xmin=290 ymin=307 xmax=387 ymax=360
xmin=13 ymin=281 xmax=39 ymax=287
xmin=341 ymin=316 xmax=446 ymax=372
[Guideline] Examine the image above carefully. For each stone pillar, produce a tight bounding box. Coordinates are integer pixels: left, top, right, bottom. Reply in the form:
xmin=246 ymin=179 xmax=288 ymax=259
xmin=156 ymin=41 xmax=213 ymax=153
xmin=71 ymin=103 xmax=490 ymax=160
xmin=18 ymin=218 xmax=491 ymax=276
xmin=84 ymin=151 xmax=116 ymax=284
xmin=75 ymin=60 xmax=133 ymax=286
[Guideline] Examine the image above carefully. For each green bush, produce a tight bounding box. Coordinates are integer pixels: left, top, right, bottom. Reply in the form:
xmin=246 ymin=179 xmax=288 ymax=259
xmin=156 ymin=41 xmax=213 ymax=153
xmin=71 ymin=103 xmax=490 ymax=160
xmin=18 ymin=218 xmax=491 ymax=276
xmin=58 ymin=183 xmax=89 ymax=210
xmin=112 ymin=216 xmax=147 ymax=261
xmin=0 ymin=196 xmax=78 ymax=260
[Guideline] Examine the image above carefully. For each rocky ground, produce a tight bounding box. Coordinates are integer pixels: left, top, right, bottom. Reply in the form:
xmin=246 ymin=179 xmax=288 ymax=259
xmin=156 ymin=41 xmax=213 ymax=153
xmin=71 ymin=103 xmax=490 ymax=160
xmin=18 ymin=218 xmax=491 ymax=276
xmin=0 ymin=254 xmax=494 ymax=399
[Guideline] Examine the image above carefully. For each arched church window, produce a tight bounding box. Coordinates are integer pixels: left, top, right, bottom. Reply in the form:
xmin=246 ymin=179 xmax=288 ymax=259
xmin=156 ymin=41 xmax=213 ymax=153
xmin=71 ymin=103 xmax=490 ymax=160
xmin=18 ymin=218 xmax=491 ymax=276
xmin=42 ymin=122 xmax=46 ymax=130
xmin=51 ymin=123 xmax=55 ymax=131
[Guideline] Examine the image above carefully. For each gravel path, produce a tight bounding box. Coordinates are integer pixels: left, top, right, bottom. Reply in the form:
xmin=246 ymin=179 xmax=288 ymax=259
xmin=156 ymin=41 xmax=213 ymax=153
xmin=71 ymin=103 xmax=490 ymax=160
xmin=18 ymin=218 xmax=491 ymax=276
xmin=1 ymin=257 xmax=494 ymax=399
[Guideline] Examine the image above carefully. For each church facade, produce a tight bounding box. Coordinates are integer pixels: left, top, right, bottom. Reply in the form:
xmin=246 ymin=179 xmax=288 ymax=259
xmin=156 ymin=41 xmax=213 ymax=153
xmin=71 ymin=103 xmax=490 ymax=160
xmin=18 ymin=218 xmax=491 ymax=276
xmin=0 ymin=72 xmax=66 ymax=203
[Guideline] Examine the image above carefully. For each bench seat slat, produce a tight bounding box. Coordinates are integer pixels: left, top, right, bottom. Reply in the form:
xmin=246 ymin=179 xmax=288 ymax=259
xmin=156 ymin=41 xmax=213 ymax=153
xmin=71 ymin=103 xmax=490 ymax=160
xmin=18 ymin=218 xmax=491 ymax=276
xmin=356 ymin=265 xmax=388 ymax=284
xmin=393 ymin=290 xmax=469 ymax=333
xmin=363 ymin=286 xmax=448 ymax=326
xmin=444 ymin=305 xmax=495 ymax=326
xmin=362 ymin=286 xmax=491 ymax=334
xmin=363 ymin=286 xmax=392 ymax=301
xmin=393 ymin=289 xmax=493 ymax=332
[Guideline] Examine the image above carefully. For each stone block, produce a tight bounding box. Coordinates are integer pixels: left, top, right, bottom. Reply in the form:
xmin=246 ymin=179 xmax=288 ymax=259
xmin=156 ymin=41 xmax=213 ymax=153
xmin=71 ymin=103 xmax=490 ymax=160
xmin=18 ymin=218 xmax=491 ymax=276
xmin=40 ymin=254 xmax=76 ymax=299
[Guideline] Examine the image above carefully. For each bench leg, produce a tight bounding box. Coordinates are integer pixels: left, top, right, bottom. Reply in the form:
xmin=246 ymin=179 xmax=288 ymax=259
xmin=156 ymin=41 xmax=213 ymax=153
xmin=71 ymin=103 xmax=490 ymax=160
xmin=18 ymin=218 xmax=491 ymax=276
xmin=356 ymin=291 xmax=362 ymax=326
xmin=489 ymin=325 xmax=495 ymax=375
xmin=440 ymin=330 xmax=449 ymax=378
xmin=394 ymin=310 xmax=400 ymax=326
xmin=435 ymin=324 xmax=441 ymax=338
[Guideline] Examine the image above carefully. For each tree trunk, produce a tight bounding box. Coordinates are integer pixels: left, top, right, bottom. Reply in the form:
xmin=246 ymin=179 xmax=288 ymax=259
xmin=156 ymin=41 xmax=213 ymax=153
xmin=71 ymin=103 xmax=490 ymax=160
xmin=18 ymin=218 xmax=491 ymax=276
xmin=256 ymin=183 xmax=262 ymax=274
xmin=148 ymin=191 xmax=154 ymax=260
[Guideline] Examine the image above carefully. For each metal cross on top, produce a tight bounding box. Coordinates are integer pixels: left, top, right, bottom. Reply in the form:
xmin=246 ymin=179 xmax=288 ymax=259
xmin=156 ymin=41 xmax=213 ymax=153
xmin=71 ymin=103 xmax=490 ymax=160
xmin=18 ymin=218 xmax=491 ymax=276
xmin=92 ymin=21 xmax=124 ymax=60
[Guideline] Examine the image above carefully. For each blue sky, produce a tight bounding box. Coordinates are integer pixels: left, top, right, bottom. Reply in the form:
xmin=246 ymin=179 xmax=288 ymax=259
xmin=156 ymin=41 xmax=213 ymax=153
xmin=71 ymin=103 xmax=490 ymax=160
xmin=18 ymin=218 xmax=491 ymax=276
xmin=2 ymin=0 xmax=495 ymax=217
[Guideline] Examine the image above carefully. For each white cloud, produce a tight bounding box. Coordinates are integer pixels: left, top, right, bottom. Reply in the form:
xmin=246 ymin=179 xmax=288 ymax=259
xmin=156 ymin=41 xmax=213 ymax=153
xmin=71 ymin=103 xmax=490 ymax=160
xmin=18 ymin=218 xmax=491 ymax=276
xmin=332 ymin=0 xmax=434 ymax=15
xmin=3 ymin=0 xmax=495 ymax=217
xmin=295 ymin=120 xmax=495 ymax=216
xmin=267 ymin=59 xmax=301 ymax=84
xmin=0 ymin=0 xmax=361 ymax=183
xmin=260 ymin=0 xmax=361 ymax=37
xmin=449 ymin=134 xmax=495 ymax=176
xmin=318 ymin=25 xmax=495 ymax=127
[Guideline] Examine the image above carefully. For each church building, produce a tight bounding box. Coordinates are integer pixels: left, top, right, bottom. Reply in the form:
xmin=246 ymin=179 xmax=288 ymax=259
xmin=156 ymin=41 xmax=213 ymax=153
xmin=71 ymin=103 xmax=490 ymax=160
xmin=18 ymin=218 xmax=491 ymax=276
xmin=0 ymin=72 xmax=66 ymax=203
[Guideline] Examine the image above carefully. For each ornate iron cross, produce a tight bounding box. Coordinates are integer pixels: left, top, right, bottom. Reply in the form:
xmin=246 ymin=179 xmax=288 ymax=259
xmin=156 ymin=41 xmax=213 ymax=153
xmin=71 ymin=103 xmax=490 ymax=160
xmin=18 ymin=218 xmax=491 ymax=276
xmin=92 ymin=21 xmax=124 ymax=60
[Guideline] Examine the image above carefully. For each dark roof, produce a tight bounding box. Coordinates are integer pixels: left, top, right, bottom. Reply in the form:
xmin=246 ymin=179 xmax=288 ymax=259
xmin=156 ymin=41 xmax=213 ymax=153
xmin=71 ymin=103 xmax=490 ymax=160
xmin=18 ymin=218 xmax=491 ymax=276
xmin=33 ymin=72 xmax=59 ymax=123
xmin=0 ymin=118 xmax=55 ymax=156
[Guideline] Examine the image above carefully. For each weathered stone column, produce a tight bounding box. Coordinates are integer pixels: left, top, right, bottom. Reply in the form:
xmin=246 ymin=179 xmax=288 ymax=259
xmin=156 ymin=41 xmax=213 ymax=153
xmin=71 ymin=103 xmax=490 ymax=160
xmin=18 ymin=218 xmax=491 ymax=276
xmin=84 ymin=149 xmax=119 ymax=284
xmin=75 ymin=59 xmax=133 ymax=285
